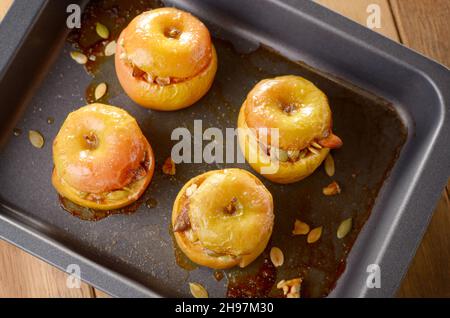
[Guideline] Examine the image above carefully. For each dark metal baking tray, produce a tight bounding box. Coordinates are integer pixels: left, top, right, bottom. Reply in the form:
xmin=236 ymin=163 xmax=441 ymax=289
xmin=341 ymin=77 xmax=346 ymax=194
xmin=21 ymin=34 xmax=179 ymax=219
xmin=0 ymin=0 xmax=449 ymax=297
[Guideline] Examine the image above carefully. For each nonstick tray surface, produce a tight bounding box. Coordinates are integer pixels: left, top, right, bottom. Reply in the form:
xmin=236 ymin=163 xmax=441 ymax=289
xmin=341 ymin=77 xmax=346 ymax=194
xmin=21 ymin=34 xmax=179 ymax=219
xmin=0 ymin=0 xmax=449 ymax=298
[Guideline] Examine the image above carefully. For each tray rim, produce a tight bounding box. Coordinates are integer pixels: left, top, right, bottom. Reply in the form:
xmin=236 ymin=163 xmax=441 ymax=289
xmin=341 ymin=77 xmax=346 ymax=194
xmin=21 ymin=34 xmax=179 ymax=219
xmin=0 ymin=0 xmax=449 ymax=298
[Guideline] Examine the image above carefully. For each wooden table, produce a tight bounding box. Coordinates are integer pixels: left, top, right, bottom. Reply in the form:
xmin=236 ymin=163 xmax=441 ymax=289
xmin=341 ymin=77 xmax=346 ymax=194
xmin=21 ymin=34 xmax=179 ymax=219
xmin=0 ymin=0 xmax=449 ymax=298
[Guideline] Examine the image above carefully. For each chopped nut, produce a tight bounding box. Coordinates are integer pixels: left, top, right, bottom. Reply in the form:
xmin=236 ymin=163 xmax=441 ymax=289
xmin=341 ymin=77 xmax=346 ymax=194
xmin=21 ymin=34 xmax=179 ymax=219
xmin=292 ymin=219 xmax=310 ymax=235
xmin=189 ymin=282 xmax=208 ymax=298
xmin=318 ymin=133 xmax=343 ymax=149
xmin=323 ymin=181 xmax=341 ymax=196
xmin=276 ymin=280 xmax=286 ymax=289
xmin=277 ymin=278 xmax=302 ymax=298
xmin=324 ymin=154 xmax=335 ymax=177
xmin=337 ymin=217 xmax=352 ymax=239
xmin=144 ymin=72 xmax=154 ymax=83
xmin=132 ymin=65 xmax=146 ymax=78
xmin=311 ymin=141 xmax=322 ymax=149
xmin=173 ymin=205 xmax=191 ymax=232
xmin=162 ymin=157 xmax=176 ymax=175
xmin=270 ymin=247 xmax=284 ymax=267
xmin=307 ymin=226 xmax=323 ymax=243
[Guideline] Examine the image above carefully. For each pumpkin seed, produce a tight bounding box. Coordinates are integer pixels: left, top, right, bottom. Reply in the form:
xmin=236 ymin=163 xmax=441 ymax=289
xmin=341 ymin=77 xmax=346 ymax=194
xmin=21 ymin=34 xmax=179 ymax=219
xmin=96 ymin=22 xmax=110 ymax=39
xmin=106 ymin=190 xmax=129 ymax=201
xmin=271 ymin=148 xmax=288 ymax=162
xmin=104 ymin=41 xmax=117 ymax=56
xmin=28 ymin=130 xmax=44 ymax=148
xmin=94 ymin=83 xmax=107 ymax=100
xmin=270 ymin=247 xmax=284 ymax=267
xmin=189 ymin=282 xmax=208 ymax=298
xmin=292 ymin=219 xmax=310 ymax=235
xmin=287 ymin=149 xmax=300 ymax=161
xmin=337 ymin=217 xmax=352 ymax=239
xmin=299 ymin=149 xmax=307 ymax=159
xmin=277 ymin=278 xmax=302 ymax=298
xmin=307 ymin=226 xmax=323 ymax=243
xmin=70 ymin=51 xmax=87 ymax=64
xmin=324 ymin=154 xmax=335 ymax=177
xmin=308 ymin=146 xmax=320 ymax=155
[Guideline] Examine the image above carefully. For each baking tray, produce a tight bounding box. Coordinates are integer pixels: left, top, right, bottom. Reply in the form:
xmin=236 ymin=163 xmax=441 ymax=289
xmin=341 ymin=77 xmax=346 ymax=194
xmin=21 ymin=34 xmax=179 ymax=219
xmin=0 ymin=0 xmax=449 ymax=298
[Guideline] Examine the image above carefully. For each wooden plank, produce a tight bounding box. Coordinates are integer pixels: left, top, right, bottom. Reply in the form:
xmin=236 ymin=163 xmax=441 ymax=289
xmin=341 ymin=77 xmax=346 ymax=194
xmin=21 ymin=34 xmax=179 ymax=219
xmin=0 ymin=240 xmax=94 ymax=298
xmin=0 ymin=0 xmax=13 ymax=21
xmin=390 ymin=0 xmax=450 ymax=297
xmin=316 ymin=0 xmax=400 ymax=40
xmin=390 ymin=0 xmax=450 ymax=67
xmin=94 ymin=289 xmax=111 ymax=298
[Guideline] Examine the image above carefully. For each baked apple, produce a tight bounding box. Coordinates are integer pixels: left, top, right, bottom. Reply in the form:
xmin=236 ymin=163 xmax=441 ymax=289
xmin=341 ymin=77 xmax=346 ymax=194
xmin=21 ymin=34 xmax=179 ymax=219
xmin=172 ymin=169 xmax=274 ymax=269
xmin=238 ymin=75 xmax=343 ymax=184
xmin=52 ymin=103 xmax=155 ymax=210
xmin=115 ymin=7 xmax=217 ymax=111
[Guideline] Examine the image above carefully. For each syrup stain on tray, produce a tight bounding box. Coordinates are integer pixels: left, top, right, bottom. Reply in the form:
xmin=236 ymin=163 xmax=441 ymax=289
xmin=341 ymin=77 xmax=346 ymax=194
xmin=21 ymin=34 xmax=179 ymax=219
xmin=59 ymin=195 xmax=143 ymax=221
xmin=63 ymin=0 xmax=407 ymax=298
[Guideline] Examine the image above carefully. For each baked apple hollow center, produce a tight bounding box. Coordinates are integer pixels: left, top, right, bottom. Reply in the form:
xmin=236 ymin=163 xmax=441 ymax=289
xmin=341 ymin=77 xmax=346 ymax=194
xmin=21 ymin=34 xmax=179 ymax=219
xmin=164 ymin=26 xmax=182 ymax=39
xmin=83 ymin=131 xmax=99 ymax=150
xmin=280 ymin=102 xmax=300 ymax=115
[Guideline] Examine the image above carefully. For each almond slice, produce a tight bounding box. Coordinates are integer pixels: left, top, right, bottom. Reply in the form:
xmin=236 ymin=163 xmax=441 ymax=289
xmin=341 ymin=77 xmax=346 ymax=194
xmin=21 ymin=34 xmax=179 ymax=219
xmin=94 ymin=83 xmax=107 ymax=100
xmin=270 ymin=247 xmax=284 ymax=267
xmin=324 ymin=154 xmax=335 ymax=177
xmin=307 ymin=226 xmax=323 ymax=243
xmin=292 ymin=219 xmax=310 ymax=235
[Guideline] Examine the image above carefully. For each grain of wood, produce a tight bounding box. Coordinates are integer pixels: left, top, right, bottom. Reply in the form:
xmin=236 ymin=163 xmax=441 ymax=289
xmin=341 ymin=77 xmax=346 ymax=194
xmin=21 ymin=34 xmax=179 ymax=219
xmin=316 ymin=0 xmax=399 ymax=40
xmin=0 ymin=240 xmax=94 ymax=298
xmin=0 ymin=0 xmax=448 ymax=298
xmin=0 ymin=0 xmax=13 ymax=21
xmin=390 ymin=0 xmax=450 ymax=67
xmin=390 ymin=0 xmax=450 ymax=297
xmin=94 ymin=288 xmax=111 ymax=298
